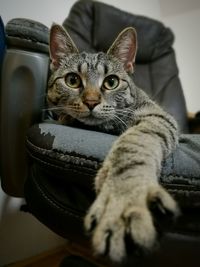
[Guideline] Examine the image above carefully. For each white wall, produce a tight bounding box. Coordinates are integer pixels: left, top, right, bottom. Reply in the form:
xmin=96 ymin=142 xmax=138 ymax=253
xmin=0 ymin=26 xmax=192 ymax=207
xmin=0 ymin=0 xmax=77 ymax=27
xmin=1 ymin=0 xmax=200 ymax=112
xmin=0 ymin=0 xmax=200 ymax=264
xmin=161 ymin=2 xmax=200 ymax=113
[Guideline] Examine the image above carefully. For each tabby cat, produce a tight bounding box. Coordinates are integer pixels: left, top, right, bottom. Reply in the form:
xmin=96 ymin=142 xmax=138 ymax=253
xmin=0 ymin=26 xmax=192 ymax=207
xmin=48 ymin=24 xmax=180 ymax=262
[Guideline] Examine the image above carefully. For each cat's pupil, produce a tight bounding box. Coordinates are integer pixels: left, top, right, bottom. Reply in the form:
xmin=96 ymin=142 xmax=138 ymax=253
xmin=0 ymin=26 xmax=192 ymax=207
xmin=108 ymin=78 xmax=115 ymax=87
xmin=69 ymin=75 xmax=78 ymax=85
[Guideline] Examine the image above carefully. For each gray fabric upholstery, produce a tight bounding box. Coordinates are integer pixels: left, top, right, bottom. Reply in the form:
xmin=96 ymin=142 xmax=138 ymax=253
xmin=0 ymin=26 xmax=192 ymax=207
xmin=35 ymin=122 xmax=116 ymax=160
xmin=26 ymin=123 xmax=200 ymax=211
xmin=5 ymin=18 xmax=49 ymax=53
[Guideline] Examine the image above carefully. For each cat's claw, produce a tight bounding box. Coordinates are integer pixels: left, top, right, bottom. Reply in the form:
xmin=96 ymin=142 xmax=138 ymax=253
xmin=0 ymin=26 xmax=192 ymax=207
xmin=84 ymin=182 xmax=179 ymax=262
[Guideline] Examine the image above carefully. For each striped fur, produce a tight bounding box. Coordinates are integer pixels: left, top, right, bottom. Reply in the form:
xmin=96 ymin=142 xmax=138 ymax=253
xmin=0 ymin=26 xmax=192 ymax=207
xmin=48 ymin=25 xmax=180 ymax=262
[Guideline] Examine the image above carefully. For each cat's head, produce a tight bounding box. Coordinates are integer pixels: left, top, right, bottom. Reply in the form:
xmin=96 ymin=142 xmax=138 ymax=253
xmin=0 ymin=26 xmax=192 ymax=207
xmin=48 ymin=24 xmax=137 ymax=131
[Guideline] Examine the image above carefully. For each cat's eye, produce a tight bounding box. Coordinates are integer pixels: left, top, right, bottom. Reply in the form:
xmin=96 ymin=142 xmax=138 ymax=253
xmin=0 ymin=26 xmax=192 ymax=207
xmin=65 ymin=73 xmax=82 ymax=89
xmin=103 ymin=75 xmax=119 ymax=90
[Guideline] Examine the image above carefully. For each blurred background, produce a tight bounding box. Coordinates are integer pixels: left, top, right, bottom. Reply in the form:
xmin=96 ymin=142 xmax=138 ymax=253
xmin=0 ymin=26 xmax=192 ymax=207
xmin=1 ymin=0 xmax=200 ymax=113
xmin=0 ymin=0 xmax=200 ymax=265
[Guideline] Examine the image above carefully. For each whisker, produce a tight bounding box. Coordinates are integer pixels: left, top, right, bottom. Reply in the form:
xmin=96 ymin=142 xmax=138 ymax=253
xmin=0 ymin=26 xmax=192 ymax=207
xmin=115 ymin=110 xmax=134 ymax=120
xmin=110 ymin=117 xmax=127 ymax=133
xmin=42 ymin=106 xmax=64 ymax=111
xmin=115 ymin=111 xmax=133 ymax=116
xmin=66 ymin=106 xmax=81 ymax=112
xmin=43 ymin=104 xmax=82 ymax=112
xmin=116 ymin=107 xmax=134 ymax=113
xmin=113 ymin=114 xmax=128 ymax=130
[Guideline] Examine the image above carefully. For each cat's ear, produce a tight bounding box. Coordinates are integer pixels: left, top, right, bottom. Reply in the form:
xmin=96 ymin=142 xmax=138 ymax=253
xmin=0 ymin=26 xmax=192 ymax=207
xmin=49 ymin=24 xmax=78 ymax=70
xmin=107 ymin=27 xmax=137 ymax=73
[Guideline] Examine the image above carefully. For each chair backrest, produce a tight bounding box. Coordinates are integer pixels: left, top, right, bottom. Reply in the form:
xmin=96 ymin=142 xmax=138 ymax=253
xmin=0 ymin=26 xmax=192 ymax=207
xmin=63 ymin=0 xmax=188 ymax=133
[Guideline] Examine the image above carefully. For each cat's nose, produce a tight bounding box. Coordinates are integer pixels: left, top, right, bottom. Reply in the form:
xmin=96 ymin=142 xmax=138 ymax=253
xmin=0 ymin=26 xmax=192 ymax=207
xmin=83 ymin=100 xmax=100 ymax=111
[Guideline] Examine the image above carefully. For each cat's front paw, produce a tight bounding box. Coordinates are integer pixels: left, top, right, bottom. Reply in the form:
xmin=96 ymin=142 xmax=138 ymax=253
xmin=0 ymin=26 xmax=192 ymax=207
xmin=84 ymin=180 xmax=179 ymax=262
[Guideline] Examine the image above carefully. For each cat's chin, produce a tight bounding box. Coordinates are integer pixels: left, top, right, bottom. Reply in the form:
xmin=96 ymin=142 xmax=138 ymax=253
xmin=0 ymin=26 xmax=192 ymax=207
xmin=77 ymin=116 xmax=106 ymax=126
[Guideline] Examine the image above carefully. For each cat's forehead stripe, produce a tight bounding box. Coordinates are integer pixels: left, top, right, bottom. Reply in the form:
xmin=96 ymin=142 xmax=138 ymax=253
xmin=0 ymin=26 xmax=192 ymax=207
xmin=97 ymin=64 xmax=105 ymax=76
xmin=80 ymin=62 xmax=88 ymax=74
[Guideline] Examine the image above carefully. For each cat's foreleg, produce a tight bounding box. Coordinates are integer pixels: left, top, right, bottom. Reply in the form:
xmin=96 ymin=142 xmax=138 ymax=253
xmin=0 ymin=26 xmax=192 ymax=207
xmin=84 ymin=112 xmax=180 ymax=262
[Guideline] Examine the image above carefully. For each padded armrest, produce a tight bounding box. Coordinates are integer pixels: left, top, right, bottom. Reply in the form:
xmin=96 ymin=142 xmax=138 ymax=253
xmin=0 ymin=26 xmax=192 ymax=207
xmin=26 ymin=122 xmax=200 ymax=209
xmin=0 ymin=19 xmax=49 ymax=197
xmin=25 ymin=122 xmax=200 ymax=240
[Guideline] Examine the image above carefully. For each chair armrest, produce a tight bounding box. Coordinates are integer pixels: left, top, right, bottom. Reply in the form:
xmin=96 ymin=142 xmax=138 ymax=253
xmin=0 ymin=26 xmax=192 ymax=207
xmin=25 ymin=122 xmax=200 ymax=240
xmin=0 ymin=19 xmax=49 ymax=197
xmin=26 ymin=122 xmax=200 ymax=209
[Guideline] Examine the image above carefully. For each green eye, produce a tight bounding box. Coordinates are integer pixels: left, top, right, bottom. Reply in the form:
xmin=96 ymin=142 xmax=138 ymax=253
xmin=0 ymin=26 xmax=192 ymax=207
xmin=65 ymin=73 xmax=82 ymax=89
xmin=103 ymin=75 xmax=119 ymax=90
